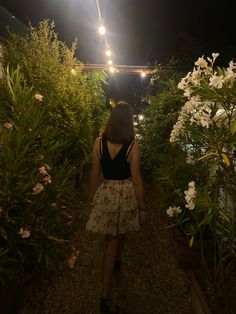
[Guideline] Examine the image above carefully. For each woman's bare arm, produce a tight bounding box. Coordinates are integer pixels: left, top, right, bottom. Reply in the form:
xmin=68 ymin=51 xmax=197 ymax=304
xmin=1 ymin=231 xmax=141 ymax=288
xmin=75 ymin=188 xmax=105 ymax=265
xmin=88 ymin=137 xmax=102 ymax=202
xmin=129 ymin=142 xmax=145 ymax=209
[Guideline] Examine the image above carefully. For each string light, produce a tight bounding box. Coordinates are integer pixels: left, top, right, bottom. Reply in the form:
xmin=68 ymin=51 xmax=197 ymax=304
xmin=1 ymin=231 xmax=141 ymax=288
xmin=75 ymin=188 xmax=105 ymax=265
xmin=105 ymin=49 xmax=112 ymax=57
xmin=94 ymin=0 xmax=152 ymax=77
xmin=98 ymin=25 xmax=106 ymax=35
xmin=109 ymin=66 xmax=115 ymax=73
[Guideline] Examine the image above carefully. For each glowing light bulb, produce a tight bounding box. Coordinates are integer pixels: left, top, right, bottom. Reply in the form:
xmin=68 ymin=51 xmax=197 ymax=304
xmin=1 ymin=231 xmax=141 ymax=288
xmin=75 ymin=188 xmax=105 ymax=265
xmin=108 ymin=60 xmax=113 ymax=65
xmin=109 ymin=66 xmax=115 ymax=73
xmin=105 ymin=49 xmax=112 ymax=57
xmin=98 ymin=25 xmax=106 ymax=35
xmin=138 ymin=114 xmax=144 ymax=121
xmin=141 ymin=72 xmax=146 ymax=78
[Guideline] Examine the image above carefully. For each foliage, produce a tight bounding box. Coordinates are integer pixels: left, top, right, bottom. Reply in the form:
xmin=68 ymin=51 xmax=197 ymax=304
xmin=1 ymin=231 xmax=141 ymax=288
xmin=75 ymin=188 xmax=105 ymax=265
xmin=139 ymin=69 xmax=201 ymax=207
xmin=2 ymin=20 xmax=108 ymax=175
xmin=0 ymin=66 xmax=80 ymax=284
xmin=168 ymin=53 xmax=236 ymax=306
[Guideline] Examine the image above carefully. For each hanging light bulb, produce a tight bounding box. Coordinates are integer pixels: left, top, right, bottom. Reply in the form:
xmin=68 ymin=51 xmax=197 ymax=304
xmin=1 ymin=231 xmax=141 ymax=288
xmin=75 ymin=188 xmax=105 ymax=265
xmin=109 ymin=66 xmax=115 ymax=73
xmin=108 ymin=60 xmax=113 ymax=65
xmin=98 ymin=25 xmax=106 ymax=35
xmin=105 ymin=49 xmax=112 ymax=57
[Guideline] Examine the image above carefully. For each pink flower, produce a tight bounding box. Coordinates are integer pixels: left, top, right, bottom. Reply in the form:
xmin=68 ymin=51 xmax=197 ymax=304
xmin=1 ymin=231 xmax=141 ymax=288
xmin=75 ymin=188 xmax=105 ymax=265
xmin=67 ymin=253 xmax=77 ymax=268
xmin=39 ymin=165 xmax=48 ymax=176
xmin=34 ymin=92 xmax=43 ymax=102
xmin=3 ymin=122 xmax=13 ymax=129
xmin=39 ymin=164 xmax=51 ymax=176
xmin=64 ymin=213 xmax=74 ymax=225
xmin=44 ymin=175 xmax=52 ymax=185
xmin=67 ymin=250 xmax=79 ymax=268
xmin=33 ymin=182 xmax=44 ymax=194
xmin=19 ymin=227 xmax=30 ymax=238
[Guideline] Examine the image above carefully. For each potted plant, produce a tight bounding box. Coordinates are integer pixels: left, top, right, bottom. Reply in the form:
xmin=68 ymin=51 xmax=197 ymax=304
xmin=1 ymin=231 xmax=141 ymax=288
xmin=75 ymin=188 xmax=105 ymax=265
xmin=167 ymin=53 xmax=236 ymax=313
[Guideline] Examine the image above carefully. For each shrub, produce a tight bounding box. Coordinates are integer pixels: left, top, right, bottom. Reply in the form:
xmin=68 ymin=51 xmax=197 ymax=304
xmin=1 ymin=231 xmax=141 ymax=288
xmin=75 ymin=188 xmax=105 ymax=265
xmin=2 ymin=20 xmax=108 ymax=176
xmin=0 ymin=67 xmax=78 ymax=284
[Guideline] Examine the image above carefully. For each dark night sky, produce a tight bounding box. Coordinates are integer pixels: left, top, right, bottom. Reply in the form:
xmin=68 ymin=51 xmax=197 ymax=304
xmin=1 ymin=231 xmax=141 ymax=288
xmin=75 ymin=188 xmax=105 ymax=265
xmin=0 ymin=0 xmax=236 ymax=106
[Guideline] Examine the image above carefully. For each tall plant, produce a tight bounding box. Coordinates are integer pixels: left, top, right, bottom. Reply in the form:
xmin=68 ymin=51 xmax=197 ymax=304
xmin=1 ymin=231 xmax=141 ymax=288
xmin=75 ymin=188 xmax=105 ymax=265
xmin=140 ymin=70 xmax=200 ymax=206
xmin=168 ymin=53 xmax=236 ymax=308
xmin=0 ymin=67 xmax=78 ymax=284
xmin=3 ymin=20 xmax=107 ymax=174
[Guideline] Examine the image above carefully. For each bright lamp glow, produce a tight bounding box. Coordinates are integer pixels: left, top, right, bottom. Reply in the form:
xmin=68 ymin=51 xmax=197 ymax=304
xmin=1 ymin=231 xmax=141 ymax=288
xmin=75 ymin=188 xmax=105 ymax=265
xmin=105 ymin=49 xmax=112 ymax=57
xmin=138 ymin=114 xmax=144 ymax=121
xmin=141 ymin=72 xmax=146 ymax=78
xmin=109 ymin=66 xmax=115 ymax=73
xmin=98 ymin=25 xmax=106 ymax=35
xmin=108 ymin=60 xmax=113 ymax=65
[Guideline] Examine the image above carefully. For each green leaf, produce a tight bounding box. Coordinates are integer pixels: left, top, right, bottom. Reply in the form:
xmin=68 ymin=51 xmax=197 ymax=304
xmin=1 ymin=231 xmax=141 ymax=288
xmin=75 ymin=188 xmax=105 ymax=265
xmin=230 ymin=116 xmax=236 ymax=135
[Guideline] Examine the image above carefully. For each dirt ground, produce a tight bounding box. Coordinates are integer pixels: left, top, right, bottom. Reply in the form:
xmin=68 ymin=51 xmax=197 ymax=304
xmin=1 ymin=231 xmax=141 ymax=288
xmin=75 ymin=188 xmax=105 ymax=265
xmin=20 ymin=181 xmax=192 ymax=314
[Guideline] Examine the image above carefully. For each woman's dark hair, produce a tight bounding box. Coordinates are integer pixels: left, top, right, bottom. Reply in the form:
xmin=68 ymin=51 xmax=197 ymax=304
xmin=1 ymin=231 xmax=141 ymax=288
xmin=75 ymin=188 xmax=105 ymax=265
xmin=102 ymin=101 xmax=135 ymax=144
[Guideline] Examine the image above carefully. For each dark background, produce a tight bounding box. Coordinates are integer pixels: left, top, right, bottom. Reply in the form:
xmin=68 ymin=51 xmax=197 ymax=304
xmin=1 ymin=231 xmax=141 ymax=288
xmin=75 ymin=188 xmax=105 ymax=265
xmin=0 ymin=0 xmax=236 ymax=108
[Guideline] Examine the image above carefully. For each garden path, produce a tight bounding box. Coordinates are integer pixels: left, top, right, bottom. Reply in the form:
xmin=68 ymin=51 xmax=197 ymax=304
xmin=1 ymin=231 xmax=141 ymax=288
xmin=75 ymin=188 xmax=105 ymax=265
xmin=20 ymin=181 xmax=192 ymax=314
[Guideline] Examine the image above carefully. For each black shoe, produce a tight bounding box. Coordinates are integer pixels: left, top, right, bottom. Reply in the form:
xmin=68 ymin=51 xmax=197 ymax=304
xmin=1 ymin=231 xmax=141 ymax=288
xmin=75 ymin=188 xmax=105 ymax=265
xmin=100 ymin=298 xmax=119 ymax=314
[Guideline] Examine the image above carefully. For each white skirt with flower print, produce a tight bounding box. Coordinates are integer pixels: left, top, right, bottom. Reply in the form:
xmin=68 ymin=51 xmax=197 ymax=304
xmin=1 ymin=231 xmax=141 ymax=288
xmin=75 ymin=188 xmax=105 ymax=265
xmin=86 ymin=179 xmax=140 ymax=236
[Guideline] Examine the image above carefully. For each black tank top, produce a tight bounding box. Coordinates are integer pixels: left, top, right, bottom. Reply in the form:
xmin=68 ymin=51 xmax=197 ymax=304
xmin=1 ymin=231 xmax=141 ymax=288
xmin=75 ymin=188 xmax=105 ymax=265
xmin=100 ymin=137 xmax=134 ymax=180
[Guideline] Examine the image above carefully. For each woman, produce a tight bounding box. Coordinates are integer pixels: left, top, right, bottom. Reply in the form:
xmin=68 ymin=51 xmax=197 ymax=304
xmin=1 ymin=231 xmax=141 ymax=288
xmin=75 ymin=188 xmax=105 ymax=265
xmin=86 ymin=101 xmax=146 ymax=313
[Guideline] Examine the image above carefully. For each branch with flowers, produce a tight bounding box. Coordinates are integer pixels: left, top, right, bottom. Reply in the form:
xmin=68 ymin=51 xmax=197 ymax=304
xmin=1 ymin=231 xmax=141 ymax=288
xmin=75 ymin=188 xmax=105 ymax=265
xmin=0 ymin=66 xmax=79 ymax=284
xmin=168 ymin=53 xmax=236 ymax=305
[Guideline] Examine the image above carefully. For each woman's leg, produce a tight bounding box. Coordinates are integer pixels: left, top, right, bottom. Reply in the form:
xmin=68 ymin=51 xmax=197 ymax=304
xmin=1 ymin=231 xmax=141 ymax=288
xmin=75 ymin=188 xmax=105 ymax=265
xmin=101 ymin=236 xmax=119 ymax=298
xmin=116 ymin=235 xmax=126 ymax=262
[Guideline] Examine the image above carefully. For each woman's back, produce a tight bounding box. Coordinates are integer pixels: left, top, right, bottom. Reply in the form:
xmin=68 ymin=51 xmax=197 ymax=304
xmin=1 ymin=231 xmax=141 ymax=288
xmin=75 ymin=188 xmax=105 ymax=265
xmin=100 ymin=137 xmax=134 ymax=180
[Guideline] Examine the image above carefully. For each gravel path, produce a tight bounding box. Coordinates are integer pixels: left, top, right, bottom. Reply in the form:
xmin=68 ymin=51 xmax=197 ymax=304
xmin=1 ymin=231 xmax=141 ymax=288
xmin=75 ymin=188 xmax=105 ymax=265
xmin=20 ymin=181 xmax=192 ymax=314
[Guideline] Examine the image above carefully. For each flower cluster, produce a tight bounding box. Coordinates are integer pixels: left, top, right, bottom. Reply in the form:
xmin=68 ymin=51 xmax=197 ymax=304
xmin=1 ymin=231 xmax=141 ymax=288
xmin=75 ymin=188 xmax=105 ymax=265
xmin=3 ymin=122 xmax=13 ymax=130
xmin=18 ymin=227 xmax=30 ymax=238
xmin=166 ymin=206 xmax=182 ymax=218
xmin=170 ymin=96 xmax=213 ymax=142
xmin=33 ymin=164 xmax=52 ymax=194
xmin=170 ymin=53 xmax=236 ymax=143
xmin=34 ymin=92 xmax=44 ymax=102
xmin=184 ymin=181 xmax=197 ymax=210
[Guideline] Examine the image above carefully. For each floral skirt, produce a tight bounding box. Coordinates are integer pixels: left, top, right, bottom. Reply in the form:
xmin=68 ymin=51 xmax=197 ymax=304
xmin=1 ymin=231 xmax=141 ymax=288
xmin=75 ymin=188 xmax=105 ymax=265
xmin=86 ymin=179 xmax=140 ymax=236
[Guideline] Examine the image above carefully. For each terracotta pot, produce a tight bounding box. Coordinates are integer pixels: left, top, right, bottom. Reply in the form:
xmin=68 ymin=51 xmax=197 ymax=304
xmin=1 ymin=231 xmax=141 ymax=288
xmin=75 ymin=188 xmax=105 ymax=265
xmin=190 ymin=270 xmax=213 ymax=314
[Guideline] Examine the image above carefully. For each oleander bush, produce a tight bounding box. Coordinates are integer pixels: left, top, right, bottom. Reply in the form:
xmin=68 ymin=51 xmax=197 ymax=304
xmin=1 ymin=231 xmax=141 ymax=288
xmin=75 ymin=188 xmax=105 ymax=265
xmin=2 ymin=20 xmax=108 ymax=176
xmin=0 ymin=67 xmax=78 ymax=284
xmin=0 ymin=20 xmax=108 ymax=284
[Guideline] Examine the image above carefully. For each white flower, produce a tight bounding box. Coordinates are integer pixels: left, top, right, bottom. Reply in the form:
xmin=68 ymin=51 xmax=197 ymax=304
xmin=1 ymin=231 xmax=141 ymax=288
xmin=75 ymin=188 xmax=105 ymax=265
xmin=34 ymin=92 xmax=43 ymax=102
xmin=184 ymin=181 xmax=197 ymax=210
xmin=166 ymin=206 xmax=182 ymax=217
xmin=186 ymin=154 xmax=197 ymax=165
xmin=19 ymin=227 xmax=30 ymax=238
xmin=209 ymin=74 xmax=224 ymax=89
xmin=195 ymin=56 xmax=208 ymax=68
xmin=212 ymin=52 xmax=219 ymax=61
xmin=224 ymin=65 xmax=236 ymax=86
xmin=33 ymin=182 xmax=44 ymax=194
xmin=3 ymin=122 xmax=13 ymax=129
